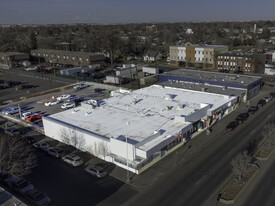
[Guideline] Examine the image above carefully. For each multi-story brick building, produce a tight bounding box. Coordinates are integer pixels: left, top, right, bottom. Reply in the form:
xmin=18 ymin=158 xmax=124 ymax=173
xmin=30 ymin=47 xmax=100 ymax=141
xmin=216 ymin=53 xmax=265 ymax=74
xmin=31 ymin=49 xmax=105 ymax=66
xmin=0 ymin=52 xmax=29 ymax=69
xmin=169 ymin=43 xmax=228 ymax=70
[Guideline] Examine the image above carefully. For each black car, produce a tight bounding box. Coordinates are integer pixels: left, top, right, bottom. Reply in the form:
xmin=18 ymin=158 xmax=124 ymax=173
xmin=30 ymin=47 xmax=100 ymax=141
xmin=94 ymin=88 xmax=105 ymax=93
xmin=269 ymin=92 xmax=275 ymax=97
xmin=4 ymin=127 xmax=21 ymax=136
xmin=22 ymin=136 xmax=35 ymax=144
xmin=248 ymin=106 xmax=258 ymax=114
xmin=21 ymin=84 xmax=35 ymax=89
xmin=0 ymin=85 xmax=9 ymax=90
xmin=236 ymin=113 xmax=249 ymax=123
xmin=257 ymin=99 xmax=266 ymax=107
xmin=226 ymin=121 xmax=239 ymax=131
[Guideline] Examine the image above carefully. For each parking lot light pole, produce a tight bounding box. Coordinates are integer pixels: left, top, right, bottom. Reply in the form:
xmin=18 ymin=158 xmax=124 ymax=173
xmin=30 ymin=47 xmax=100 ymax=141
xmin=125 ymin=122 xmax=131 ymax=183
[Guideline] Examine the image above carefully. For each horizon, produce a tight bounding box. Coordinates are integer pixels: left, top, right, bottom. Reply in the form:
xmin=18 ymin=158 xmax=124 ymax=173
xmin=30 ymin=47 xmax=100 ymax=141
xmin=1 ymin=0 xmax=275 ymax=25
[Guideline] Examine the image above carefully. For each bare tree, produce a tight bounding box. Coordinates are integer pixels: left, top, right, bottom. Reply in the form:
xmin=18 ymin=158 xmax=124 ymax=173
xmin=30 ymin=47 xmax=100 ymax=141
xmin=231 ymin=150 xmax=253 ymax=180
xmin=262 ymin=120 xmax=275 ymax=146
xmin=70 ymin=130 xmax=86 ymax=150
xmin=89 ymin=141 xmax=109 ymax=160
xmin=60 ymin=128 xmax=86 ymax=150
xmin=0 ymin=133 xmax=37 ymax=177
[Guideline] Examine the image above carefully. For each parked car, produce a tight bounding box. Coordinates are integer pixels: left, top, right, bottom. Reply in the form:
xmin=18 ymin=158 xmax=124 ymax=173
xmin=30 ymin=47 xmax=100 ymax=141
xmin=61 ymin=102 xmax=75 ymax=109
xmin=226 ymin=121 xmax=239 ymax=131
xmin=62 ymin=154 xmax=83 ymax=167
xmin=33 ymin=141 xmax=49 ymax=151
xmin=248 ymin=106 xmax=258 ymax=114
xmin=72 ymin=97 xmax=85 ymax=103
xmin=44 ymin=100 xmax=61 ymax=106
xmin=269 ymin=92 xmax=275 ymax=97
xmin=257 ymin=99 xmax=266 ymax=107
xmin=25 ymin=188 xmax=51 ymax=206
xmin=4 ymin=176 xmax=18 ymax=186
xmin=21 ymin=84 xmax=36 ymax=89
xmin=263 ymin=95 xmax=272 ymax=103
xmin=73 ymin=83 xmax=88 ymax=90
xmin=85 ymin=165 xmax=107 ymax=178
xmin=22 ymin=136 xmax=35 ymax=144
xmin=25 ymin=66 xmax=37 ymax=71
xmin=47 ymin=147 xmax=65 ymax=158
xmin=10 ymin=178 xmax=34 ymax=194
xmin=21 ymin=111 xmax=33 ymax=120
xmin=4 ymin=127 xmax=22 ymax=136
xmin=25 ymin=114 xmax=43 ymax=122
xmin=56 ymin=94 xmax=71 ymax=101
xmin=2 ymin=106 xmax=19 ymax=115
xmin=235 ymin=113 xmax=249 ymax=123
xmin=66 ymin=96 xmax=79 ymax=102
xmin=94 ymin=88 xmax=105 ymax=93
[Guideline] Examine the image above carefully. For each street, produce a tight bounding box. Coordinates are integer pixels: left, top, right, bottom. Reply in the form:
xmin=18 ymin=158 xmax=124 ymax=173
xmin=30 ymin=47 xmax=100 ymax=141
xmin=99 ymin=99 xmax=275 ymax=206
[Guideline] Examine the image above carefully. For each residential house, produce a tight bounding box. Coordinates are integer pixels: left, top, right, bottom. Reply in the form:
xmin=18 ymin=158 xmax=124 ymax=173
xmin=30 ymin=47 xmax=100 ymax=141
xmin=143 ymin=51 xmax=162 ymax=62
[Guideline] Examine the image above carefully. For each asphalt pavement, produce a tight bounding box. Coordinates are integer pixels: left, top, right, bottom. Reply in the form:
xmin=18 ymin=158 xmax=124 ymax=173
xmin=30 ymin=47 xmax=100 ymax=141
xmin=98 ymin=85 xmax=275 ymax=206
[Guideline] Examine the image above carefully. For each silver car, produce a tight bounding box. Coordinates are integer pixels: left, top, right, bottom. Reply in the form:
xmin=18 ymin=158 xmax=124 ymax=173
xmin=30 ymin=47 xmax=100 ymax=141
xmin=62 ymin=154 xmax=83 ymax=167
xmin=2 ymin=106 xmax=19 ymax=115
xmin=47 ymin=147 xmax=65 ymax=158
xmin=85 ymin=165 xmax=107 ymax=178
xmin=33 ymin=141 xmax=49 ymax=151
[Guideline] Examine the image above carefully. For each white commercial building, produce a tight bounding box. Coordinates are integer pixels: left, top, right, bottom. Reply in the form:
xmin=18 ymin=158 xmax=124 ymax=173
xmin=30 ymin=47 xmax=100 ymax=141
xmin=43 ymin=85 xmax=238 ymax=174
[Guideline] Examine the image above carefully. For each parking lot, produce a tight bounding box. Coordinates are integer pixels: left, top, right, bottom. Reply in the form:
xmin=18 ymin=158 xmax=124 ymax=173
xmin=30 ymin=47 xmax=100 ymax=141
xmin=0 ymin=116 xmax=136 ymax=206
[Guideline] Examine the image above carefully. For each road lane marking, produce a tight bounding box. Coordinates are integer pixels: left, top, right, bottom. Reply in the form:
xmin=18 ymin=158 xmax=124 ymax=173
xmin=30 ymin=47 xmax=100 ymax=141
xmin=195 ymin=176 xmax=207 ymax=186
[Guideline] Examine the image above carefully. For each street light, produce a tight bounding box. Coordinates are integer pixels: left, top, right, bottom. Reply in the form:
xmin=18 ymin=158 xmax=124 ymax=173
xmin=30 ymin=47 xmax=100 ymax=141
xmin=125 ymin=121 xmax=131 ymax=183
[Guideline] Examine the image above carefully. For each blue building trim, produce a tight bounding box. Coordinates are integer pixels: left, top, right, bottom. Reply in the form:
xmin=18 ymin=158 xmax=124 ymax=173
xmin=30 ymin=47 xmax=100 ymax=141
xmin=159 ymin=75 xmax=245 ymax=89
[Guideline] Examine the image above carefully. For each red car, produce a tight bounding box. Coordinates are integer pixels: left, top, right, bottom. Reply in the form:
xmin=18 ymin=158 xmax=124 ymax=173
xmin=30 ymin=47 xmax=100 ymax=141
xmin=226 ymin=121 xmax=239 ymax=131
xmin=25 ymin=114 xmax=43 ymax=122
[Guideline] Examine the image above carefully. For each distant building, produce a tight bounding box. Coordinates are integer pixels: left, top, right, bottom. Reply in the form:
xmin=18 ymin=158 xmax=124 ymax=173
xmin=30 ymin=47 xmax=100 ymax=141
xmin=0 ymin=52 xmax=29 ymax=69
xmin=143 ymin=51 xmax=162 ymax=62
xmin=169 ymin=43 xmax=228 ymax=70
xmin=216 ymin=53 xmax=265 ymax=74
xmin=31 ymin=49 xmax=105 ymax=67
xmin=146 ymin=25 xmax=157 ymax=33
xmin=186 ymin=28 xmax=193 ymax=34
xmin=159 ymin=68 xmax=263 ymax=102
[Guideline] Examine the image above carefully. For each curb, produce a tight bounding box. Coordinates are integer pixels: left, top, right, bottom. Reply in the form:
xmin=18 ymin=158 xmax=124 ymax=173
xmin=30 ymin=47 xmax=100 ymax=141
xmin=220 ymin=164 xmax=259 ymax=204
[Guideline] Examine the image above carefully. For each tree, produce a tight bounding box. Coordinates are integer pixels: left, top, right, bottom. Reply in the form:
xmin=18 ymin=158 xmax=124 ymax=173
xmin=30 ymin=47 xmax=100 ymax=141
xmin=0 ymin=132 xmax=37 ymax=177
xmin=231 ymin=150 xmax=252 ymax=180
xmin=89 ymin=141 xmax=109 ymax=160
xmin=60 ymin=128 xmax=86 ymax=150
xmin=30 ymin=32 xmax=37 ymax=50
xmin=262 ymin=120 xmax=275 ymax=145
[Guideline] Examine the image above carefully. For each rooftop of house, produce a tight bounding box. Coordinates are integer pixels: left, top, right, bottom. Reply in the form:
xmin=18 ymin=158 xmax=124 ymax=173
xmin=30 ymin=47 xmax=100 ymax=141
xmin=48 ymin=85 xmax=237 ymax=152
xmin=30 ymin=49 xmax=105 ymax=57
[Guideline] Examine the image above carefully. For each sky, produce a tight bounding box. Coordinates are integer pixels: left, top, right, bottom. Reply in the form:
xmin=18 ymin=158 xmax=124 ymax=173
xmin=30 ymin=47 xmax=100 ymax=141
xmin=0 ymin=0 xmax=275 ymax=24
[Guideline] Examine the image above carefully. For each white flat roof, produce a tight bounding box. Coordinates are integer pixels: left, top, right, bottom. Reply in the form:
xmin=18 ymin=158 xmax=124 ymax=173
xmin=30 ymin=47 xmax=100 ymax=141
xmin=49 ymin=85 xmax=237 ymax=151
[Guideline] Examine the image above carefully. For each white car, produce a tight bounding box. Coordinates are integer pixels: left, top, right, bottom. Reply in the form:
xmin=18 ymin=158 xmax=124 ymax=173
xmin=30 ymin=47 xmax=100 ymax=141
xmin=44 ymin=100 xmax=60 ymax=106
xmin=264 ymin=95 xmax=272 ymax=103
xmin=25 ymin=66 xmax=37 ymax=71
xmin=56 ymin=94 xmax=71 ymax=101
xmin=33 ymin=141 xmax=49 ymax=151
xmin=62 ymin=154 xmax=83 ymax=167
xmin=74 ymin=83 xmax=88 ymax=90
xmin=61 ymin=102 xmax=75 ymax=109
xmin=85 ymin=165 xmax=107 ymax=178
xmin=21 ymin=111 xmax=32 ymax=120
xmin=2 ymin=106 xmax=19 ymax=115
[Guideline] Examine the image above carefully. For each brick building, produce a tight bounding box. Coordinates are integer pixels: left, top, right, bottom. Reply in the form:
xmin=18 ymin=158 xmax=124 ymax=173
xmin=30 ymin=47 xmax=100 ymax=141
xmin=216 ymin=53 xmax=265 ymax=74
xmin=0 ymin=52 xmax=29 ymax=69
xmin=31 ymin=49 xmax=105 ymax=66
